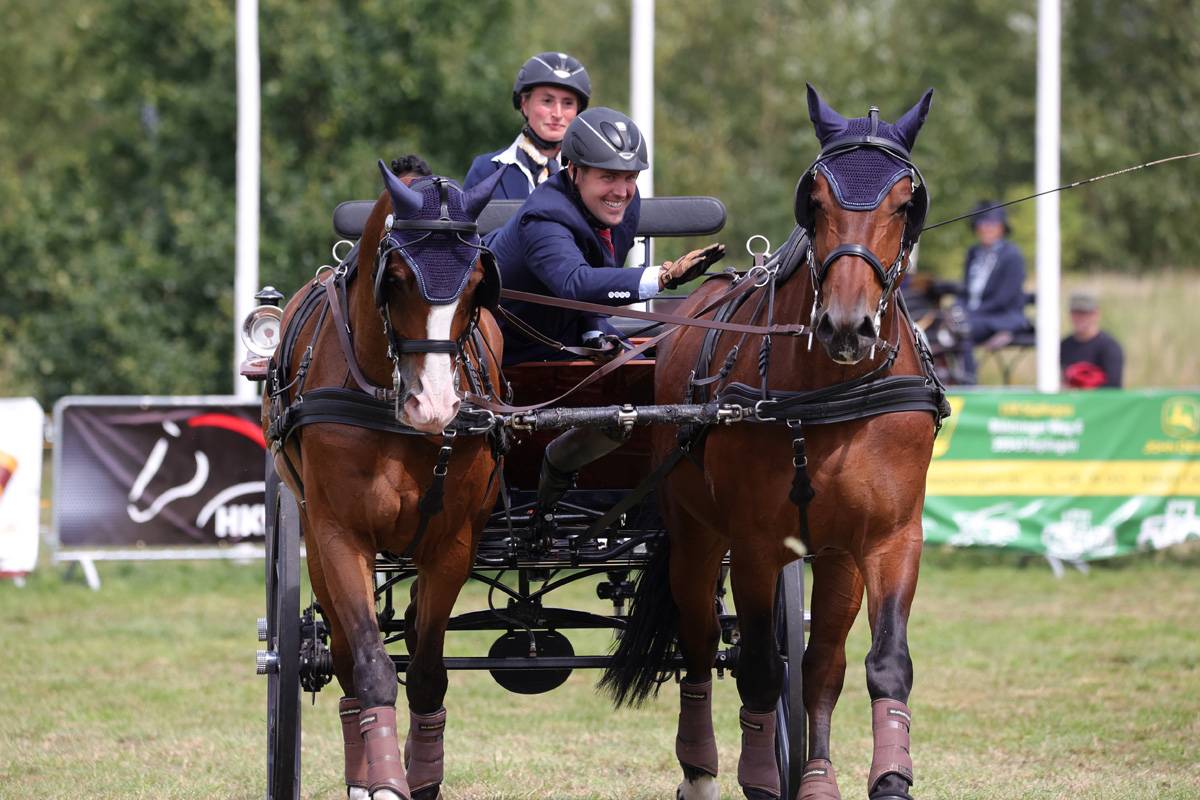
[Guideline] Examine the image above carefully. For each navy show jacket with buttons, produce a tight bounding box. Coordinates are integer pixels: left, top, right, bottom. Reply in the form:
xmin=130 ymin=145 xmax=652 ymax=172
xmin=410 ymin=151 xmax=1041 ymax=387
xmin=484 ymin=170 xmax=644 ymax=365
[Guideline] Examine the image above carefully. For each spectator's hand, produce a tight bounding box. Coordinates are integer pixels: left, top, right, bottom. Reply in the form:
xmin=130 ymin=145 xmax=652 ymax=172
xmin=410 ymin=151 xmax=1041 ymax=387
xmin=659 ymin=243 xmax=726 ymax=290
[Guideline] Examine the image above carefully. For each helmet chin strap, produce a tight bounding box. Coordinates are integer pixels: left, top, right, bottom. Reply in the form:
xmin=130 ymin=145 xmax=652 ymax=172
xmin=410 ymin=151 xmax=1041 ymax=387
xmin=521 ymin=123 xmax=562 ymax=154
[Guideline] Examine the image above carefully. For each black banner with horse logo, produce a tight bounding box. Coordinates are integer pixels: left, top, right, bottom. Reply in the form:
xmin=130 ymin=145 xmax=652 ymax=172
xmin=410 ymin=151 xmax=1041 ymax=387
xmin=54 ymin=397 xmax=266 ymax=547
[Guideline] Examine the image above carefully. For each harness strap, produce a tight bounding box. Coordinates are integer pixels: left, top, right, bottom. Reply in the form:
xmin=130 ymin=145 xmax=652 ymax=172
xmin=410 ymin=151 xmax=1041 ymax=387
xmin=403 ymin=428 xmax=457 ymax=559
xmin=500 ymin=287 xmax=810 ymax=338
xmin=472 ymin=274 xmax=766 ymax=416
xmin=323 ymin=272 xmax=394 ymax=401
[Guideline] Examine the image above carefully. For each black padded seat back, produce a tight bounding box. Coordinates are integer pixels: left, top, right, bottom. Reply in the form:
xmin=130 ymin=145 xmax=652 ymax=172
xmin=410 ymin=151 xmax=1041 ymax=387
xmin=332 ymin=196 xmax=726 ymax=240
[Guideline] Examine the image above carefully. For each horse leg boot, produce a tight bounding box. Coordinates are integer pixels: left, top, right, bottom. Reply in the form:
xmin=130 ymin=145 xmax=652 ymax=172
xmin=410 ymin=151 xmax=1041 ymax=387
xmin=533 ymin=427 xmax=628 ymax=535
xmin=339 ymin=697 xmax=370 ymax=799
xmin=737 ymin=707 xmax=780 ymax=800
xmin=676 ymin=680 xmax=719 ymax=800
xmin=403 ymin=707 xmax=446 ymax=800
xmin=867 ymin=699 xmax=913 ymax=800
xmin=359 ymin=706 xmax=411 ymax=800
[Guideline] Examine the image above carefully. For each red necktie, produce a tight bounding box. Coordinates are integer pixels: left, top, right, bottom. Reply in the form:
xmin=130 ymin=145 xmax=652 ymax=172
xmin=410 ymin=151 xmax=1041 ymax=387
xmin=597 ymin=228 xmax=615 ymax=259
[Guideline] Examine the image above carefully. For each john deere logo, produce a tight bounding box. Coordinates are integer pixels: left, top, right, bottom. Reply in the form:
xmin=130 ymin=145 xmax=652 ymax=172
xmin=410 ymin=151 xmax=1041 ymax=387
xmin=1161 ymin=397 xmax=1200 ymax=439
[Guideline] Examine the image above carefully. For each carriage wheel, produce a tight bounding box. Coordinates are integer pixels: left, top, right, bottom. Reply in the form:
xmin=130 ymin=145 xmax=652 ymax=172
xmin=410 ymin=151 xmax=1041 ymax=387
xmin=774 ymin=558 xmax=808 ymax=800
xmin=262 ymin=462 xmax=301 ymax=800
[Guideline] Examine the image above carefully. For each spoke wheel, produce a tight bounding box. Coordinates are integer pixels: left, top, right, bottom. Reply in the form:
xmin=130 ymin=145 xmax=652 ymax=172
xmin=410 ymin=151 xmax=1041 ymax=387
xmin=775 ymin=558 xmax=808 ymax=800
xmin=264 ymin=462 xmax=301 ymax=800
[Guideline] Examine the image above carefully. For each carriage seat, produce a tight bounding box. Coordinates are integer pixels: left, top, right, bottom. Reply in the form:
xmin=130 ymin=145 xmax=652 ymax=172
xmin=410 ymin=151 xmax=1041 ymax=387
xmin=332 ymin=195 xmax=726 ymax=239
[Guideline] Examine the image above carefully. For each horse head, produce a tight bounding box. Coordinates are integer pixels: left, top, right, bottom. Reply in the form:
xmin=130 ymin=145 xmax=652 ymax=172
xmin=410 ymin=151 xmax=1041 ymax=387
xmin=795 ymin=85 xmax=933 ymax=364
xmin=371 ymin=163 xmax=502 ymax=433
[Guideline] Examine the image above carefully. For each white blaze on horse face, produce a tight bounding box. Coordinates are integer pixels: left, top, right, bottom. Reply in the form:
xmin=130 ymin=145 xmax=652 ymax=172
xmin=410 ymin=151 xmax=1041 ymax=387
xmin=402 ymin=300 xmax=462 ymax=433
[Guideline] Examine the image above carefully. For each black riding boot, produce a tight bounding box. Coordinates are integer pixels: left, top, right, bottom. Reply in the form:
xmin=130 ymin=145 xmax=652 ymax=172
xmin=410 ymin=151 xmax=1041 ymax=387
xmin=532 ymin=457 xmax=578 ymax=537
xmin=531 ymin=426 xmax=629 ymax=537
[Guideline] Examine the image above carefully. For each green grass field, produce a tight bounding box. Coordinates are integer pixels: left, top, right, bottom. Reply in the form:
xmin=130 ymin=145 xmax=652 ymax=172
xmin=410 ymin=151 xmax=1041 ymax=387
xmin=3 ymin=546 xmax=1198 ymax=800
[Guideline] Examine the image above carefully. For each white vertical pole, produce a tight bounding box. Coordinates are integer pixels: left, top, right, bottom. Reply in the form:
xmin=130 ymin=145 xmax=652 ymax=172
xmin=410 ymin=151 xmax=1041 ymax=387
xmin=234 ymin=0 xmax=261 ymax=400
xmin=630 ymin=0 xmax=655 ymax=275
xmin=1035 ymin=0 xmax=1061 ymax=393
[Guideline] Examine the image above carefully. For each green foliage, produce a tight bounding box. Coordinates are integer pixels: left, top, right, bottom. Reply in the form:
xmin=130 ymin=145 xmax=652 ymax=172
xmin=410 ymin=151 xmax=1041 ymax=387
xmin=0 ymin=0 xmax=1197 ymax=404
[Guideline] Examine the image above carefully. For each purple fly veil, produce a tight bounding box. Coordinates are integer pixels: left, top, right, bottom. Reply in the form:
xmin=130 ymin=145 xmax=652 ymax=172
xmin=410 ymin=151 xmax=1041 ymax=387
xmin=379 ymin=169 xmax=482 ymax=305
xmin=806 ymin=85 xmax=933 ymax=213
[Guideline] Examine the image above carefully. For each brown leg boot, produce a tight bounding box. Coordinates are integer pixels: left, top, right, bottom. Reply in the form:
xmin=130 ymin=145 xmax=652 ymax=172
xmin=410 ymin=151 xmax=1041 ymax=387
xmin=798 ymin=758 xmax=841 ymax=800
xmin=403 ymin=707 xmax=446 ymax=799
xmin=675 ymin=680 xmax=718 ymax=799
xmin=868 ymin=698 xmax=913 ymax=799
xmin=359 ymin=705 xmax=411 ymax=800
xmin=339 ymin=697 xmax=368 ymax=795
xmin=737 ymin=707 xmax=780 ymax=799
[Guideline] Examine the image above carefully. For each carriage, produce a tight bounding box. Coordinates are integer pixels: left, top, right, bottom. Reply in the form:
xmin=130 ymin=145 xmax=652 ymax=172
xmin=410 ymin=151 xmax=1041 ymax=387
xmin=249 ymin=194 xmax=814 ymax=800
xmin=246 ymin=87 xmax=945 ymax=800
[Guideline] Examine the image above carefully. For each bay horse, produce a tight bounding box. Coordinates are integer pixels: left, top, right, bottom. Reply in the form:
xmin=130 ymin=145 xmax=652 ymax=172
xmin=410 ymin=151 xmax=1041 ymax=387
xmin=602 ymin=86 xmax=946 ymax=800
xmin=266 ymin=161 xmax=506 ymax=800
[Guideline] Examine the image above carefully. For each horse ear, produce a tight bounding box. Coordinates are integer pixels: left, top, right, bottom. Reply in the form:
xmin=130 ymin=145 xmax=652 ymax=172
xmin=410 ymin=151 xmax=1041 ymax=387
xmin=377 ymin=159 xmax=424 ymax=218
xmin=807 ymin=83 xmax=848 ymax=144
xmin=893 ymin=89 xmax=934 ymax=151
xmin=463 ymin=168 xmax=504 ymax=220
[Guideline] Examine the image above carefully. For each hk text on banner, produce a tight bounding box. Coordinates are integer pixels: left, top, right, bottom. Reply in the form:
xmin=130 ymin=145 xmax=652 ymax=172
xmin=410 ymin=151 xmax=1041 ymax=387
xmin=0 ymin=397 xmax=44 ymax=574
xmin=924 ymin=390 xmax=1200 ymax=560
xmin=54 ymin=397 xmax=266 ymax=547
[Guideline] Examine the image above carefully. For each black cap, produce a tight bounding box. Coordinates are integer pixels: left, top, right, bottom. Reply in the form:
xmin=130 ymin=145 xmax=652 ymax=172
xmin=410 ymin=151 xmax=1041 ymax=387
xmin=512 ymin=52 xmax=591 ymax=111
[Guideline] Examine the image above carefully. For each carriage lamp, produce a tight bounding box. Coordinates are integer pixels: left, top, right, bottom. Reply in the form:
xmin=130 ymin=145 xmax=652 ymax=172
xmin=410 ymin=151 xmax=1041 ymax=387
xmin=241 ymin=286 xmax=285 ymax=357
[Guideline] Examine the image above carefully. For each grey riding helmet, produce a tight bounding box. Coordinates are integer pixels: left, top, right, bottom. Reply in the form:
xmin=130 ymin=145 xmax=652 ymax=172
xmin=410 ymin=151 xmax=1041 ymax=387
xmin=561 ymin=107 xmax=649 ymax=172
xmin=512 ymin=52 xmax=592 ymax=110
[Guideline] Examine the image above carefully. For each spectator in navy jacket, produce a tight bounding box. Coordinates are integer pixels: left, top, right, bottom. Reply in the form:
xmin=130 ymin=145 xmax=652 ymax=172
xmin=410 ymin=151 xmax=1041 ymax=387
xmin=959 ymin=203 xmax=1031 ymax=382
xmin=464 ymin=52 xmax=591 ymax=201
xmin=485 ymin=107 xmax=724 ymax=534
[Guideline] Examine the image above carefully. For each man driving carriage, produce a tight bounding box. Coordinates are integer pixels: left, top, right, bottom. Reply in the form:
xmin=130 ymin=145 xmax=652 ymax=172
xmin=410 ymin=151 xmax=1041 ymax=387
xmin=465 ymin=51 xmax=591 ymax=201
xmin=483 ymin=106 xmax=726 ymax=532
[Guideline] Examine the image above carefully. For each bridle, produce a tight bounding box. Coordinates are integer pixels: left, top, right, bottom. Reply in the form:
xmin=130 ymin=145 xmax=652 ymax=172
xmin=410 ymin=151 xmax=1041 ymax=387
xmin=373 ymin=176 xmax=499 ymax=406
xmin=794 ymin=107 xmax=929 ymax=338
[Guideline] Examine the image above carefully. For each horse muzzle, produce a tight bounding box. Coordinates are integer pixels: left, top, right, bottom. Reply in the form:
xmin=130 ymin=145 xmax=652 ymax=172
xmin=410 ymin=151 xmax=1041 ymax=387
xmin=814 ymin=305 xmax=878 ymax=365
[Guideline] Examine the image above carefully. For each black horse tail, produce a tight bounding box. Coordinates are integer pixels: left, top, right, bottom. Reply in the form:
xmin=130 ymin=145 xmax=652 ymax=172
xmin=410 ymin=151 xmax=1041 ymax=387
xmin=598 ymin=537 xmax=679 ymax=708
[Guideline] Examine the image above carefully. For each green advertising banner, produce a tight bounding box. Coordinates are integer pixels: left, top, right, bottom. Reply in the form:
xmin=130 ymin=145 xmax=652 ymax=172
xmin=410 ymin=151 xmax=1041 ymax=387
xmin=923 ymin=390 xmax=1200 ymax=559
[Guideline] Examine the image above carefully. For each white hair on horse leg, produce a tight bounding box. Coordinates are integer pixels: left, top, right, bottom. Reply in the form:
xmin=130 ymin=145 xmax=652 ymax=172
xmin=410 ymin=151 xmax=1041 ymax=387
xmin=677 ymin=775 xmax=719 ymax=800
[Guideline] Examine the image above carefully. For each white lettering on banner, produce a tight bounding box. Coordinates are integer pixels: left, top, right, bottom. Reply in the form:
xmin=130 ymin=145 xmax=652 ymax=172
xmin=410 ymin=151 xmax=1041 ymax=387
xmin=215 ymin=503 xmax=265 ymax=539
xmin=986 ymin=416 xmax=1085 ymax=456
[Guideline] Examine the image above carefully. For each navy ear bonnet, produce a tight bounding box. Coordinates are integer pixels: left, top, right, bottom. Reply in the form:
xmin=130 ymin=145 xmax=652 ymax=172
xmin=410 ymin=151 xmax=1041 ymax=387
xmin=380 ymin=174 xmax=500 ymax=310
xmin=794 ymin=87 xmax=933 ymax=248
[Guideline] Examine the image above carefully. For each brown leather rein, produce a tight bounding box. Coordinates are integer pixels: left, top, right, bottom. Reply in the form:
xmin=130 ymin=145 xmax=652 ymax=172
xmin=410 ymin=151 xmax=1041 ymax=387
xmin=465 ymin=274 xmax=812 ymax=415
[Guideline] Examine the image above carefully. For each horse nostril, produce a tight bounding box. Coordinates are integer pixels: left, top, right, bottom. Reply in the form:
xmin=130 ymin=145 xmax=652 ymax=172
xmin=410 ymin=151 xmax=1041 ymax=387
xmin=815 ymin=312 xmax=835 ymax=341
xmin=856 ymin=316 xmax=877 ymax=340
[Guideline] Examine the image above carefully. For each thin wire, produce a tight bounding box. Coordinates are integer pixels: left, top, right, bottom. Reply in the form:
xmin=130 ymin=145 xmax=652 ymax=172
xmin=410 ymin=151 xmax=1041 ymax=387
xmin=921 ymin=151 xmax=1200 ymax=233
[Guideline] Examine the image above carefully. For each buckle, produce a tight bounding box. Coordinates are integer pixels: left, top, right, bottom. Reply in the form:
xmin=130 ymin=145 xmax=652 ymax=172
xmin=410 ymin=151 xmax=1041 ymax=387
xmin=753 ymin=400 xmax=777 ymax=422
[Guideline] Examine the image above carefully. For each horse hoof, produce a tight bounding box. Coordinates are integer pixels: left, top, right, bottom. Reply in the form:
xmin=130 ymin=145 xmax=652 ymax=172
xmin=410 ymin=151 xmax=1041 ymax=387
xmin=677 ymin=774 xmax=720 ymax=800
xmin=347 ymin=788 xmax=369 ymax=800
xmin=412 ymin=784 xmax=441 ymax=800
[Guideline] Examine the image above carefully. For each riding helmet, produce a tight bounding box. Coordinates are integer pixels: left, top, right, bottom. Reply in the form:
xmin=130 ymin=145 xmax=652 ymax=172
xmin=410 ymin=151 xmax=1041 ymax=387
xmin=561 ymin=107 xmax=649 ymax=172
xmin=512 ymin=52 xmax=591 ymax=110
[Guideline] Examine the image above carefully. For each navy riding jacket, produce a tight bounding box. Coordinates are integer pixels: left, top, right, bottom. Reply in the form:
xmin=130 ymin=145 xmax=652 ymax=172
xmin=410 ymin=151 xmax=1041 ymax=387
xmin=484 ymin=170 xmax=645 ymax=365
xmin=961 ymin=239 xmax=1030 ymax=335
xmin=465 ymin=149 xmax=537 ymax=200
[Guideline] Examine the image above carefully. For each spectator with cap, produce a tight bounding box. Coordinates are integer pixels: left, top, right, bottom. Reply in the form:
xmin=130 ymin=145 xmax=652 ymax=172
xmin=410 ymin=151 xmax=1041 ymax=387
xmin=465 ymin=52 xmax=591 ymax=201
xmin=1061 ymin=291 xmax=1124 ymax=388
xmin=958 ymin=202 xmax=1032 ymax=382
